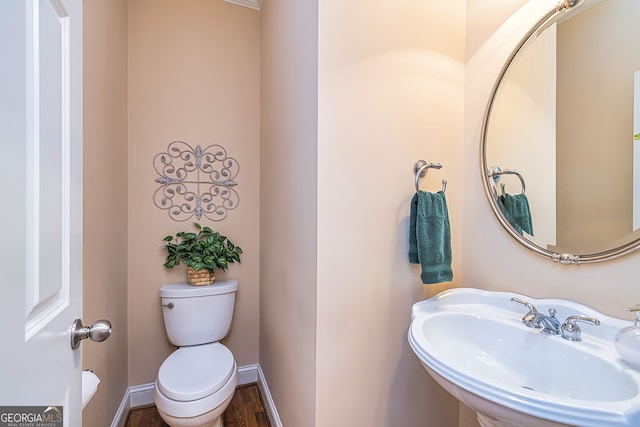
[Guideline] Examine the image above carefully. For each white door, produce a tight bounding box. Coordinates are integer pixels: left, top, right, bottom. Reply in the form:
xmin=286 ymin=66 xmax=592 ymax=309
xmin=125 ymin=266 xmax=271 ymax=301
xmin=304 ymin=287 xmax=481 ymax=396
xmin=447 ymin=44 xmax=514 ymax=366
xmin=0 ymin=0 xmax=83 ymax=425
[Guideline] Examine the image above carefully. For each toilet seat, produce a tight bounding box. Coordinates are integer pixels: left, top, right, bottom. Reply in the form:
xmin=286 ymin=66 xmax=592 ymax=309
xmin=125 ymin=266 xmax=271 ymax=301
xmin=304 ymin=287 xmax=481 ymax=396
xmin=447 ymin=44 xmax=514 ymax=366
xmin=157 ymin=343 xmax=235 ymax=401
xmin=154 ymin=363 xmax=237 ymax=420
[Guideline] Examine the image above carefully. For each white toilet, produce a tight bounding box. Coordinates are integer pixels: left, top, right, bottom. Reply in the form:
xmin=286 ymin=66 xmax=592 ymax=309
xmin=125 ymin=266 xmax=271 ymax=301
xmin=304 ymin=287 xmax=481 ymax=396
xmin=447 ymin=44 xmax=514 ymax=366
xmin=154 ymin=280 xmax=239 ymax=427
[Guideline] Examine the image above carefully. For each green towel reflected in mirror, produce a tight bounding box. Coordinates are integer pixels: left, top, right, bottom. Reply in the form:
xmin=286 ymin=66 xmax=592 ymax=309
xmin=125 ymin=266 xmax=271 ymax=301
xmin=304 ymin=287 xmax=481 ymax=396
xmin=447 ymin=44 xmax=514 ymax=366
xmin=498 ymin=193 xmax=533 ymax=236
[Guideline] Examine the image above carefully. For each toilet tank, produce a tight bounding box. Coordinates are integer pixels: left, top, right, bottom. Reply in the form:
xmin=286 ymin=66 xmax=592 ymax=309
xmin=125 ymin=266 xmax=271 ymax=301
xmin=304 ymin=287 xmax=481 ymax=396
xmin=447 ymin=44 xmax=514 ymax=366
xmin=160 ymin=280 xmax=238 ymax=347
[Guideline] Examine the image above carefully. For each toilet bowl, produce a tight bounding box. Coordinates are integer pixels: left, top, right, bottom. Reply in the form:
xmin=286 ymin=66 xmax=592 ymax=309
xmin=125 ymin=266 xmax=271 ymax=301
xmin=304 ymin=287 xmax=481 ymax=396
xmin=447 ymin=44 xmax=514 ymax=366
xmin=154 ymin=281 xmax=239 ymax=427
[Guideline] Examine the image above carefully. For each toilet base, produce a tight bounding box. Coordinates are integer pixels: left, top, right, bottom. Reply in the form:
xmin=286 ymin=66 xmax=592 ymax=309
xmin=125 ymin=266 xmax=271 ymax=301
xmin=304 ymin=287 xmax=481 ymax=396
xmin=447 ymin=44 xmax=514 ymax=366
xmin=156 ymin=391 xmax=233 ymax=427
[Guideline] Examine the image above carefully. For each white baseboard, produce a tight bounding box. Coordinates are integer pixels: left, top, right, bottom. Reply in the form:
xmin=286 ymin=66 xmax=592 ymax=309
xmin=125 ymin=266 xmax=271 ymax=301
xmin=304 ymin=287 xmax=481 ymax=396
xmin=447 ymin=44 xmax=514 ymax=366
xmin=237 ymin=363 xmax=258 ymax=384
xmin=110 ymin=383 xmax=153 ymax=427
xmin=111 ymin=364 xmax=281 ymax=427
xmin=254 ymin=364 xmax=282 ymax=427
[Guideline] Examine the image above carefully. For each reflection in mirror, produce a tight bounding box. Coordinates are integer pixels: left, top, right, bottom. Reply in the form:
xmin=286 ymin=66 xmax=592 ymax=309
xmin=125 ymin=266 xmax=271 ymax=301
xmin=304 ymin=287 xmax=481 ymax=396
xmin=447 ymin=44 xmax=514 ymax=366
xmin=634 ymin=72 xmax=640 ymax=229
xmin=482 ymin=0 xmax=640 ymax=263
xmin=488 ymin=167 xmax=533 ymax=237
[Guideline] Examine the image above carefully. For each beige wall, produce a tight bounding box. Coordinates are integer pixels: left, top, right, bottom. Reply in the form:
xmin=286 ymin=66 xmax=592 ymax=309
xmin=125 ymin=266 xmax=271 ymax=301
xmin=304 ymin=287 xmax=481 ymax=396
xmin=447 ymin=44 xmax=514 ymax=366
xmin=464 ymin=0 xmax=640 ymax=353
xmin=259 ymin=0 xmax=318 ymax=425
xmin=261 ymin=0 xmax=466 ymax=425
xmin=315 ymin=1 xmax=465 ymax=426
xmin=465 ymin=0 xmax=528 ymax=62
xmin=127 ymin=0 xmax=261 ymax=385
xmin=82 ymin=0 xmax=129 ymax=424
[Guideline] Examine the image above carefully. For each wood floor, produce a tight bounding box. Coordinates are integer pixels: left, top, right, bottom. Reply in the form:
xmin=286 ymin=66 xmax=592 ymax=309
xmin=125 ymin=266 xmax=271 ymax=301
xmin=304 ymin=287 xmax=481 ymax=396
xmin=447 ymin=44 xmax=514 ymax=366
xmin=126 ymin=383 xmax=271 ymax=427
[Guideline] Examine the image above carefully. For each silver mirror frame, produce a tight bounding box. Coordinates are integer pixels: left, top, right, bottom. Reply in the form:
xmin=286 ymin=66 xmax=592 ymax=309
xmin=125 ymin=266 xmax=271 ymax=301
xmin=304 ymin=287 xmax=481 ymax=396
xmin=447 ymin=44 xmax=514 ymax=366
xmin=480 ymin=0 xmax=640 ymax=264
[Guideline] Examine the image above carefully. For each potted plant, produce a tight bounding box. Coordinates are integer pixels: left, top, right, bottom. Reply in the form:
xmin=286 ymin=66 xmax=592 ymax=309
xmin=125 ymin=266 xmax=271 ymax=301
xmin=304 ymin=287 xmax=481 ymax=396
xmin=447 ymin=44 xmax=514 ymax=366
xmin=162 ymin=223 xmax=242 ymax=286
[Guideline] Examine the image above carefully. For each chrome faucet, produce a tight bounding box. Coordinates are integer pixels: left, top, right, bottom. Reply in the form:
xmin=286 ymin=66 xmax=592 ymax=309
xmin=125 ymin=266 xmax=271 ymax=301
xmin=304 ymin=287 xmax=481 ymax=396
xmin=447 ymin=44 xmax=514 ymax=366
xmin=511 ymin=297 xmax=561 ymax=335
xmin=511 ymin=297 xmax=600 ymax=340
xmin=561 ymin=316 xmax=600 ymax=341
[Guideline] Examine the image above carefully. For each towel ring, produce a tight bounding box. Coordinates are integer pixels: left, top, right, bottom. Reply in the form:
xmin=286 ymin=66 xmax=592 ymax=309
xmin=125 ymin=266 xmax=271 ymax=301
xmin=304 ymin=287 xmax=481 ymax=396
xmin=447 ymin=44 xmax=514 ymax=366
xmin=488 ymin=166 xmax=526 ymax=195
xmin=414 ymin=160 xmax=447 ymax=193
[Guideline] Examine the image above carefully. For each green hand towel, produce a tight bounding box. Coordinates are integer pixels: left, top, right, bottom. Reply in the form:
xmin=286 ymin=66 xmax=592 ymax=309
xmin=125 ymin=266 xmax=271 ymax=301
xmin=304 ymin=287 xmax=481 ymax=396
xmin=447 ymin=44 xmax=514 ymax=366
xmin=409 ymin=193 xmax=419 ymax=264
xmin=410 ymin=191 xmax=453 ymax=284
xmin=497 ymin=196 xmax=518 ymax=232
xmin=500 ymin=193 xmax=533 ymax=236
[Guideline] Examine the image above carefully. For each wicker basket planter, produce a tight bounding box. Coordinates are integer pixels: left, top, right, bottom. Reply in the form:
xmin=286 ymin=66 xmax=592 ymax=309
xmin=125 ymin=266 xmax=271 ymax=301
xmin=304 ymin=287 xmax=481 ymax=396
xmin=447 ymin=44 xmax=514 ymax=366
xmin=187 ymin=266 xmax=216 ymax=286
xmin=163 ymin=223 xmax=242 ymax=287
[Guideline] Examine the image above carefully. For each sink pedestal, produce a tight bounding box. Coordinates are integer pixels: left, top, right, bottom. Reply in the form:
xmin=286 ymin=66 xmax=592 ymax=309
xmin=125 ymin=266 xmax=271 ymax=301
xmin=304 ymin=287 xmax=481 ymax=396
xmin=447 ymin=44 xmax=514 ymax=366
xmin=426 ymin=366 xmax=572 ymax=427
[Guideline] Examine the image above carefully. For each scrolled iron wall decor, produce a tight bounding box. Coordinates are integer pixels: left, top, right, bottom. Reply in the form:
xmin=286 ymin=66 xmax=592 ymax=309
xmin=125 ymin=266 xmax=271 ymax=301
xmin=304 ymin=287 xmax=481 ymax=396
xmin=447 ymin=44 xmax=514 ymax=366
xmin=153 ymin=141 xmax=239 ymax=222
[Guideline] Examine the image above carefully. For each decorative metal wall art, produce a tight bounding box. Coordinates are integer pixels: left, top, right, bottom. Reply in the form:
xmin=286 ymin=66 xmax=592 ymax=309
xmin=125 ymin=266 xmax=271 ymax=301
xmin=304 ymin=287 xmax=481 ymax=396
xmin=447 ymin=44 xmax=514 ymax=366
xmin=153 ymin=141 xmax=239 ymax=222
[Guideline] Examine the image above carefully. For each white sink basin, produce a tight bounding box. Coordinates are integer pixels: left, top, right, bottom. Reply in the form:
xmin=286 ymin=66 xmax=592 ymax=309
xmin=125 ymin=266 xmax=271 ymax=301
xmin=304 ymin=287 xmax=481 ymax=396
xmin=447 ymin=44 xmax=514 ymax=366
xmin=408 ymin=288 xmax=640 ymax=427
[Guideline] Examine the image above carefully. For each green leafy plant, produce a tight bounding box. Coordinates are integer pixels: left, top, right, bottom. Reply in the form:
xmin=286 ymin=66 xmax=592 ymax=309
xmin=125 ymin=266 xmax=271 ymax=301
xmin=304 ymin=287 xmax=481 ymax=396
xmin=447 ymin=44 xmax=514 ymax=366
xmin=635 ymin=133 xmax=640 ymax=141
xmin=163 ymin=223 xmax=242 ymax=274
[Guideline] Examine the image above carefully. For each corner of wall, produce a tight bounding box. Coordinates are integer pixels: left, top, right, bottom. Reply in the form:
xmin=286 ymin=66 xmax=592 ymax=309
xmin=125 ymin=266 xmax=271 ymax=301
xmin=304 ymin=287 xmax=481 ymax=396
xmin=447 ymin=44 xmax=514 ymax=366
xmin=82 ymin=0 xmax=129 ymax=423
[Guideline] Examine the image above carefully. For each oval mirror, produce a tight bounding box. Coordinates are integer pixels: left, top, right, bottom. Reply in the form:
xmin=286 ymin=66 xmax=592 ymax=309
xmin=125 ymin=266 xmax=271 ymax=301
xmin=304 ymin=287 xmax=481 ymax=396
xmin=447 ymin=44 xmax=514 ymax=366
xmin=481 ymin=0 xmax=640 ymax=264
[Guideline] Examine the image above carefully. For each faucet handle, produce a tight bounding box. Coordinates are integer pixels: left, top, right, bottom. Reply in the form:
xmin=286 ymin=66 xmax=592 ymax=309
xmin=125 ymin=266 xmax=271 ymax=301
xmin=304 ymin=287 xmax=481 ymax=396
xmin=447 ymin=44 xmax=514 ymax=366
xmin=511 ymin=297 xmax=538 ymax=312
xmin=625 ymin=306 xmax=640 ymax=326
xmin=511 ymin=297 xmax=542 ymax=328
xmin=561 ymin=315 xmax=601 ymax=342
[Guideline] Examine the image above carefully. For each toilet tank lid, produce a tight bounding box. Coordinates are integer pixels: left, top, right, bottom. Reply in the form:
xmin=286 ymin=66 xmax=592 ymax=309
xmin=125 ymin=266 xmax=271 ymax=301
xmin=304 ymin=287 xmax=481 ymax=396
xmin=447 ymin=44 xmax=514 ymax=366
xmin=160 ymin=280 xmax=238 ymax=298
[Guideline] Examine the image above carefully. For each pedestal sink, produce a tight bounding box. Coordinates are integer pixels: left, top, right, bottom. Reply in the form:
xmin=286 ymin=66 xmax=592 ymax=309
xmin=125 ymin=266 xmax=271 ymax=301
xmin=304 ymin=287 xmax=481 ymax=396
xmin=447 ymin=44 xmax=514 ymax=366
xmin=407 ymin=288 xmax=640 ymax=427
